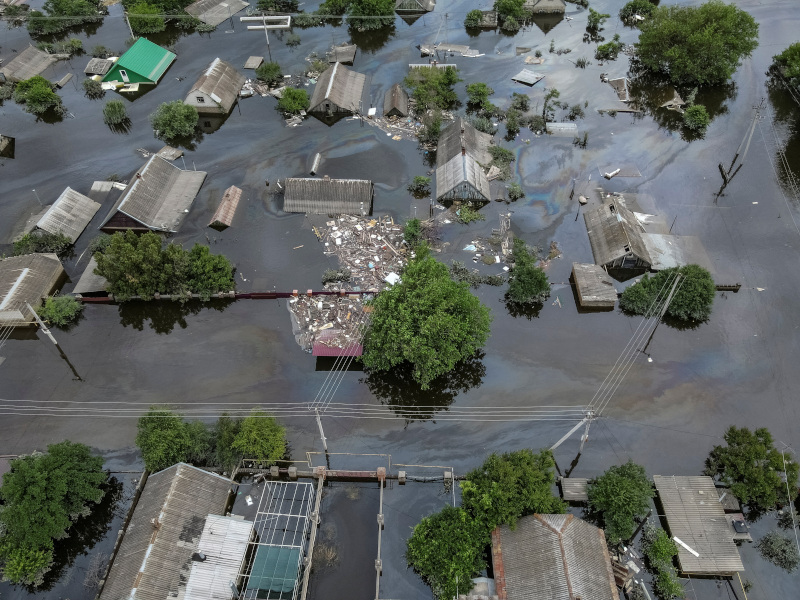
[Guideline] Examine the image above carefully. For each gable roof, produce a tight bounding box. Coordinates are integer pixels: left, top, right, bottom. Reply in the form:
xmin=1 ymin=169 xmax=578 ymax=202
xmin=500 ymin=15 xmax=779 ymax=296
xmin=101 ymin=155 xmax=207 ymax=232
xmin=0 ymin=45 xmax=57 ymax=82
xmin=99 ymin=464 xmax=232 ymax=600
xmin=395 ymin=0 xmax=436 ymax=12
xmin=583 ymin=200 xmax=651 ymax=267
xmin=0 ymin=253 xmax=64 ymax=325
xmin=188 ymin=58 xmax=245 ymax=113
xmin=524 ymin=0 xmax=566 ymax=11
xmin=105 ymin=38 xmax=175 ymax=83
xmin=436 ymin=118 xmax=493 ymax=167
xmin=435 ymin=153 xmax=490 ymax=201
xmin=383 ymin=83 xmax=409 ymax=116
xmin=653 ymin=475 xmax=744 ymax=575
xmin=185 ymin=0 xmax=249 ymax=26
xmin=492 ymin=514 xmax=619 ymax=600
xmin=283 ymin=177 xmax=373 ymax=214
xmin=36 ymin=187 xmax=101 ymax=242
xmin=309 ymin=62 xmax=366 ymax=112
xmin=209 ymin=185 xmax=242 ymax=228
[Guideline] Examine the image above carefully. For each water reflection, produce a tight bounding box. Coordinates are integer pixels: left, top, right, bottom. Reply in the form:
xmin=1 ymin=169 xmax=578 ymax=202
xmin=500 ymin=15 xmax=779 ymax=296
xmin=348 ymin=24 xmax=396 ymax=53
xmin=504 ymin=295 xmax=543 ymax=320
xmin=766 ymin=73 xmax=800 ymax=192
xmin=118 ymin=299 xmax=234 ymax=334
xmin=530 ymin=14 xmax=565 ymax=35
xmin=361 ymin=352 xmax=486 ymax=424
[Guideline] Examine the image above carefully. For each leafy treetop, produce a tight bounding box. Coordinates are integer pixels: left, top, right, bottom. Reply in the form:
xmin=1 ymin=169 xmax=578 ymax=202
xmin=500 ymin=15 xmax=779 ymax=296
xmin=619 ymin=264 xmax=715 ymax=322
xmin=507 ymin=238 xmax=550 ymax=305
xmin=403 ymin=66 xmax=461 ymax=111
xmin=588 ymin=460 xmax=654 ymax=544
xmin=230 ymin=409 xmax=286 ymax=464
xmin=774 ymin=43 xmax=800 ymax=88
xmin=149 ymin=100 xmax=199 ymax=141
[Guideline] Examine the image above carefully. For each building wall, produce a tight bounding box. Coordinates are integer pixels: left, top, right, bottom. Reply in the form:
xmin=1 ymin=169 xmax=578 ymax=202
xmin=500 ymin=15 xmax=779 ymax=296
xmin=310 ymin=100 xmax=352 ymax=115
xmin=437 ymin=182 xmax=488 ymax=203
xmin=185 ymin=91 xmax=226 ymax=116
xmin=101 ymin=211 xmax=148 ymax=233
xmin=104 ymin=65 xmax=151 ymax=85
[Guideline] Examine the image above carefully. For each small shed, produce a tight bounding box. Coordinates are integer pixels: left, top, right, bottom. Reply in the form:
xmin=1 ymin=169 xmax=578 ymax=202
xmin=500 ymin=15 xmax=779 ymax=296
xmin=524 ymin=0 xmax=566 ymax=13
xmin=100 ymin=155 xmax=207 ymax=233
xmin=185 ymin=0 xmax=249 ymax=26
xmin=327 ymin=43 xmax=357 ymax=65
xmin=35 ymin=187 xmax=101 ymax=242
xmin=511 ymin=69 xmax=545 ymax=86
xmin=572 ymin=263 xmax=617 ymax=308
xmin=608 ymin=77 xmax=630 ymax=102
xmin=0 ymin=134 xmax=14 ymax=159
xmin=309 ymin=62 xmax=367 ymax=114
xmin=395 ymin=0 xmax=435 ymax=13
xmin=653 ymin=475 xmax=745 ymax=576
xmin=383 ymin=83 xmax=409 ymax=117
xmin=102 ymin=38 xmax=175 ymax=86
xmin=0 ymin=253 xmax=65 ymax=327
xmin=209 ymin=185 xmax=242 ymax=229
xmin=283 ymin=176 xmax=374 ymax=215
xmin=84 ymin=57 xmax=113 ymax=76
xmin=583 ymin=200 xmax=652 ymax=269
xmin=244 ymin=56 xmax=264 ymax=70
xmin=72 ymin=256 xmax=108 ymax=297
xmin=0 ymin=45 xmax=58 ymax=83
xmin=185 ymin=58 xmax=245 ymax=115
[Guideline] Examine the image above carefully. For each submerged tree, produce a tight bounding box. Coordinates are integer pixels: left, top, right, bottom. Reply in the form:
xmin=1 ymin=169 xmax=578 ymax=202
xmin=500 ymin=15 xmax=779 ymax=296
xmin=619 ymin=264 xmax=715 ymax=322
xmin=403 ymin=66 xmax=461 ymax=111
xmin=507 ymin=238 xmax=549 ymax=305
xmin=588 ymin=461 xmax=654 ymax=544
xmin=149 ymin=100 xmax=199 ymax=141
xmin=757 ymin=531 xmax=800 ymax=572
xmin=231 ymin=409 xmax=286 ymax=465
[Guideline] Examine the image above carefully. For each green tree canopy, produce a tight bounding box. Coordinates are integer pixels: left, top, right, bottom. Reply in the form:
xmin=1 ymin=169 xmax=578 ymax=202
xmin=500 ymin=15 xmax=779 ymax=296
xmin=464 ymin=9 xmax=483 ymax=28
xmin=466 ymin=82 xmax=495 ymax=112
xmin=619 ymin=264 xmax=715 ymax=322
xmin=588 ymin=461 xmax=654 ymax=544
xmin=774 ymin=43 xmax=800 ymax=88
xmin=13 ymin=76 xmax=63 ymax=115
xmin=757 ymin=531 xmax=800 ymax=572
xmin=494 ymin=0 xmax=524 ymax=21
xmin=507 ymin=238 xmax=550 ymax=305
xmin=128 ymin=2 xmax=166 ymax=34
xmin=27 ymin=0 xmax=103 ymax=35
xmin=347 ymin=0 xmax=394 ymax=30
xmin=704 ymin=426 xmax=798 ymax=512
xmin=405 ymin=506 xmax=486 ymax=600
xmin=136 ymin=406 xmax=195 ymax=472
xmin=619 ymin=0 xmax=657 ymax=23
xmin=362 ymin=247 xmax=491 ymax=388
xmin=461 ymin=449 xmax=565 ymax=533
xmin=683 ymin=104 xmax=710 ymax=132
xmin=231 ymin=409 xmax=286 ymax=464
xmin=255 ymin=61 xmax=283 ymax=86
xmin=38 ymin=296 xmax=83 ymax=327
xmin=403 ymin=66 xmax=461 ymax=111
xmin=635 ymin=0 xmax=759 ymax=86
xmin=149 ymin=100 xmax=199 ymax=141
xmin=0 ymin=442 xmax=107 ymax=585
xmin=13 ymin=231 xmax=72 ymax=256
xmin=277 ymin=88 xmax=310 ymax=114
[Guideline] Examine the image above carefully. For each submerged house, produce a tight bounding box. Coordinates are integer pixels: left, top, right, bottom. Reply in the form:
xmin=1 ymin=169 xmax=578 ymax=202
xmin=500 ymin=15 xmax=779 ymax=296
xmin=524 ymin=0 xmax=566 ymax=13
xmin=435 ymin=118 xmax=492 ymax=204
xmin=184 ymin=58 xmax=245 ymax=115
xmin=0 ymin=45 xmax=57 ymax=83
xmin=583 ymin=199 xmax=652 ymax=270
xmin=0 ymin=253 xmax=65 ymax=327
xmin=383 ymin=83 xmax=409 ymax=117
xmin=99 ymin=155 xmax=207 ymax=233
xmin=309 ymin=62 xmax=367 ymax=115
xmin=185 ymin=0 xmax=249 ymax=26
xmin=283 ymin=176 xmax=373 ymax=215
xmin=35 ymin=187 xmax=101 ymax=242
xmin=395 ymin=0 xmax=435 ymax=13
xmin=102 ymin=37 xmax=175 ymax=87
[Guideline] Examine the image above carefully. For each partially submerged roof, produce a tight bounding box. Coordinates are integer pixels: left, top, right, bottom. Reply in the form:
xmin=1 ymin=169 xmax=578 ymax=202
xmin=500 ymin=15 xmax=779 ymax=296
xmin=36 ymin=187 xmax=101 ymax=242
xmin=512 ymin=69 xmax=545 ymax=86
xmin=436 ymin=117 xmax=493 ymax=167
xmin=524 ymin=0 xmax=566 ymax=12
xmin=99 ymin=463 xmax=233 ymax=600
xmin=72 ymin=256 xmax=108 ymax=296
xmin=0 ymin=45 xmax=57 ymax=82
xmin=492 ymin=514 xmax=619 ymax=600
xmin=435 ymin=153 xmax=491 ymax=201
xmin=84 ymin=57 xmax=113 ymax=76
xmin=209 ymin=185 xmax=242 ymax=228
xmin=641 ymin=233 xmax=714 ymax=273
xmin=283 ymin=177 xmax=373 ymax=215
xmin=559 ymin=476 xmax=590 ymax=501
xmin=608 ymin=77 xmax=630 ymax=102
xmin=183 ymin=515 xmax=253 ymax=600
xmin=653 ymin=475 xmax=745 ymax=575
xmin=103 ymin=38 xmax=175 ymax=84
xmin=383 ymin=83 xmax=409 ymax=117
xmin=312 ymin=327 xmax=364 ymax=357
xmin=189 ymin=58 xmax=246 ymax=113
xmin=572 ymin=262 xmax=617 ymax=307
xmin=185 ymin=0 xmax=249 ymax=26
xmin=583 ymin=200 xmax=651 ymax=267
xmin=395 ymin=0 xmax=435 ymax=12
xmin=0 ymin=254 xmax=64 ymax=326
xmin=309 ymin=62 xmax=367 ymax=112
xmin=100 ymin=155 xmax=207 ymax=232
xmin=328 ymin=43 xmax=357 ymax=64
xmin=0 ymin=134 xmax=14 ymax=159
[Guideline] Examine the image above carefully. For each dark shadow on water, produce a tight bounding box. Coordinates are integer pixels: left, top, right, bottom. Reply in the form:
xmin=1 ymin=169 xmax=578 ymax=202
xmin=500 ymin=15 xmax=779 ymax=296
xmin=360 ymin=351 xmax=486 ymax=424
xmin=118 ymin=299 xmax=234 ymax=334
xmin=530 ymin=14 xmax=565 ymax=35
xmin=107 ymin=119 xmax=132 ymax=135
xmin=504 ymin=296 xmax=543 ymax=320
xmin=606 ymin=267 xmax=647 ymax=283
xmin=309 ymin=111 xmax=353 ymax=127
xmin=766 ymin=69 xmax=800 ymax=191
xmin=315 ymin=356 xmax=364 ymax=372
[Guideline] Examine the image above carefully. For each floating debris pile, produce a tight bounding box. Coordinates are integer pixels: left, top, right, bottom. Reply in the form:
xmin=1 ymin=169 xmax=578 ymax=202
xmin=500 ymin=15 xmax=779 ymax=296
xmin=287 ymin=293 xmax=371 ymax=355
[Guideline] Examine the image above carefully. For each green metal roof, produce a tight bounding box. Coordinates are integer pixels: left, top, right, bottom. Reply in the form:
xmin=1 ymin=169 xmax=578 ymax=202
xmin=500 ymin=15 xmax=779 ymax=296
xmin=114 ymin=37 xmax=175 ymax=83
xmin=246 ymin=546 xmax=301 ymax=594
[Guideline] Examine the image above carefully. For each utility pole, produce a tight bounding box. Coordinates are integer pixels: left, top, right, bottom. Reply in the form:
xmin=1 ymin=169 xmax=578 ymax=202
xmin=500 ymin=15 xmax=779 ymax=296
xmin=715 ymin=100 xmax=763 ymax=203
xmin=124 ymin=11 xmax=135 ymax=39
xmin=550 ymin=408 xmax=595 ymax=452
xmin=26 ymin=302 xmax=57 ymax=345
xmin=315 ymin=408 xmax=328 ymax=451
xmin=263 ymin=15 xmax=272 ymax=61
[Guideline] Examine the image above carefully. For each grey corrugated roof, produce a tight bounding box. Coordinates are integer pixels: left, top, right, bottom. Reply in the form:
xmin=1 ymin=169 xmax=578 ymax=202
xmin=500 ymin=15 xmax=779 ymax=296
xmin=183 ymin=515 xmax=252 ymax=600
xmin=99 ymin=463 xmax=232 ymax=600
xmin=583 ymin=200 xmax=651 ymax=267
xmin=309 ymin=63 xmax=367 ymax=113
xmin=188 ymin=58 xmax=246 ymax=113
xmin=0 ymin=45 xmax=57 ymax=82
xmin=653 ymin=475 xmax=744 ymax=575
xmin=435 ymin=153 xmax=490 ymax=201
xmin=36 ymin=187 xmax=101 ymax=242
xmin=436 ymin=118 xmax=493 ymax=167
xmin=72 ymin=256 xmax=108 ymax=295
xmin=494 ymin=514 xmax=619 ymax=600
xmin=184 ymin=0 xmax=249 ymax=26
xmin=383 ymin=83 xmax=409 ymax=117
xmin=101 ymin=155 xmax=207 ymax=232
xmin=283 ymin=178 xmax=373 ymax=214
xmin=0 ymin=253 xmax=64 ymax=326
xmin=511 ymin=69 xmax=545 ymax=86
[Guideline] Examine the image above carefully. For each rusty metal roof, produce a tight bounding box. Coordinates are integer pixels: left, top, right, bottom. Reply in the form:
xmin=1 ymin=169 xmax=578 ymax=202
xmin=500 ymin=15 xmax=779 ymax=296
xmin=209 ymin=185 xmax=242 ymax=228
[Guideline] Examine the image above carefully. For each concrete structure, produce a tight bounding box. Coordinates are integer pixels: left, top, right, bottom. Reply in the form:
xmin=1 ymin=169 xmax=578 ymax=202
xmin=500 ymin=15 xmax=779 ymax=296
xmin=185 ymin=58 xmax=245 ymax=115
xmin=102 ymin=38 xmax=175 ymax=86
xmin=383 ymin=83 xmax=409 ymax=117
xmin=0 ymin=45 xmax=57 ymax=82
xmin=309 ymin=63 xmax=367 ymax=115
xmin=572 ymin=263 xmax=618 ymax=308
xmin=0 ymin=253 xmax=65 ymax=326
xmin=435 ymin=118 xmax=492 ymax=204
xmin=35 ymin=187 xmax=101 ymax=242
xmin=283 ymin=176 xmax=373 ymax=215
xmin=185 ymin=0 xmax=249 ymax=27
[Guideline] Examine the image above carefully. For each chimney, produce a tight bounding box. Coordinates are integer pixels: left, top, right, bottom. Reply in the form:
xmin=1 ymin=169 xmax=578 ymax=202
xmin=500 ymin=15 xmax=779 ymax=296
xmin=323 ymin=174 xmax=330 ymax=182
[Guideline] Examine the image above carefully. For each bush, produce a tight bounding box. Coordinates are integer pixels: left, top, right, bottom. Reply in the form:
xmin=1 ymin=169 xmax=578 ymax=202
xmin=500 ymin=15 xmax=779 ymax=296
xmin=510 ymin=92 xmax=529 ymax=112
xmin=464 ymin=9 xmax=483 ymax=28
xmin=589 ymin=461 xmax=654 ymax=544
xmin=587 ymin=8 xmax=610 ymax=31
xmin=508 ymin=182 xmax=524 ymax=201
xmin=0 ymin=82 xmax=13 ymax=101
xmin=277 ymin=87 xmax=310 ymax=114
xmin=38 ymin=296 xmax=83 ymax=327
xmin=567 ymin=104 xmax=585 ymax=120
xmin=500 ymin=16 xmax=520 ymax=32
xmin=149 ymin=101 xmax=198 ymax=140
xmin=88 ymin=233 xmax=112 ymax=255
xmin=404 ymin=66 xmax=461 ymax=111
xmin=91 ymin=44 xmax=113 ymax=58
xmin=757 ymin=531 xmax=800 ymax=572
xmin=404 ymin=218 xmax=423 ymax=248
xmin=595 ymin=34 xmax=625 ymax=61
xmin=231 ymin=409 xmax=286 ymax=464
xmin=683 ymin=104 xmax=710 ymax=132
xmin=507 ymin=238 xmax=549 ymax=304
xmin=456 ymin=205 xmax=485 ymax=225
xmin=489 ymin=145 xmax=515 ymax=179
xmin=256 ymin=61 xmax=283 ymax=86
xmin=346 ymin=0 xmax=394 ymax=31
xmin=83 ymin=78 xmax=104 ymax=99
xmin=619 ymin=264 xmax=715 ymax=322
xmin=466 ymin=82 xmax=494 ymax=111
xmin=128 ymin=2 xmax=166 ymax=34
xmin=14 ymin=231 xmax=72 ymax=256
xmin=642 ymin=524 xmax=678 ymax=571
xmin=407 ymin=175 xmax=431 ymax=196
xmin=653 ymin=570 xmax=684 ymax=600
xmin=136 ymin=407 xmax=195 ymax=472
xmin=103 ymin=100 xmax=128 ymax=126
xmin=470 ymin=116 xmax=497 ymax=135
xmin=494 ymin=0 xmax=524 ymax=21
xmin=13 ymin=75 xmax=63 ymax=115
xmin=619 ymin=0 xmax=657 ymax=23
xmin=505 ymin=108 xmax=521 ymax=137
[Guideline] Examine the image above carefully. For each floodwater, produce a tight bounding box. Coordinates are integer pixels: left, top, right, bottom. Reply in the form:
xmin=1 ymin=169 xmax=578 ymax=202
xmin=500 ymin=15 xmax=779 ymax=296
xmin=2 ymin=0 xmax=800 ymax=598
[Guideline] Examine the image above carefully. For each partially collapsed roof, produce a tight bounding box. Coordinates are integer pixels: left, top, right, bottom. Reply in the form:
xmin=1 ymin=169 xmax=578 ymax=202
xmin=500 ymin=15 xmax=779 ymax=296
xmin=309 ymin=62 xmax=367 ymax=113
xmin=283 ymin=177 xmax=373 ymax=215
xmin=0 ymin=254 xmax=64 ymax=326
xmin=185 ymin=0 xmax=249 ymax=26
xmin=100 ymin=155 xmax=207 ymax=233
xmin=0 ymin=45 xmax=57 ymax=82
xmin=188 ymin=58 xmax=246 ymax=113
xmin=36 ymin=187 xmax=101 ymax=242
xmin=583 ymin=200 xmax=651 ymax=268
xmin=99 ymin=463 xmax=232 ymax=600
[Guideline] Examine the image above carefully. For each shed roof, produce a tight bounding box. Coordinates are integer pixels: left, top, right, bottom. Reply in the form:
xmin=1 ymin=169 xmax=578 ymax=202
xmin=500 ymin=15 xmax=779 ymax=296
xmin=209 ymin=185 xmax=242 ymax=228
xmin=0 ymin=45 xmax=57 ymax=82
xmin=309 ymin=62 xmax=366 ymax=112
xmin=435 ymin=153 xmax=491 ymax=201
xmin=183 ymin=515 xmax=253 ymax=600
xmin=511 ymin=69 xmax=545 ymax=86
xmin=395 ymin=0 xmax=436 ymax=12
xmin=653 ymin=475 xmax=744 ymax=575
xmin=188 ymin=58 xmax=246 ymax=113
xmin=583 ymin=200 xmax=651 ymax=267
xmin=436 ymin=118 xmax=493 ymax=167
xmin=36 ymin=187 xmax=101 ymax=242
xmin=99 ymin=463 xmax=232 ymax=600
xmin=328 ymin=43 xmax=357 ymax=64
xmin=72 ymin=256 xmax=108 ymax=296
xmin=283 ymin=177 xmax=373 ymax=215
xmin=104 ymin=38 xmax=175 ymax=83
xmin=185 ymin=0 xmax=249 ymax=26
xmin=101 ymin=155 xmax=207 ymax=232
xmin=572 ymin=263 xmax=618 ymax=307
xmin=0 ymin=253 xmax=64 ymax=326
xmin=383 ymin=83 xmax=409 ymax=116
xmin=559 ymin=476 xmax=590 ymax=501
xmin=608 ymin=77 xmax=630 ymax=102
xmin=85 ymin=57 xmax=113 ymax=76
xmin=492 ymin=514 xmax=619 ymax=600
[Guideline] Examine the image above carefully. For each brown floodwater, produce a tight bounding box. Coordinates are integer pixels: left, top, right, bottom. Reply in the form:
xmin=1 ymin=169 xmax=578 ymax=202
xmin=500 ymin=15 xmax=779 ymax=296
xmin=2 ymin=0 xmax=800 ymax=598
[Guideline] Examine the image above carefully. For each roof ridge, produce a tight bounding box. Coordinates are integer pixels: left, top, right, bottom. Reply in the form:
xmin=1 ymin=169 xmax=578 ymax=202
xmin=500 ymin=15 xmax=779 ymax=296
xmin=325 ymin=62 xmax=340 ymax=101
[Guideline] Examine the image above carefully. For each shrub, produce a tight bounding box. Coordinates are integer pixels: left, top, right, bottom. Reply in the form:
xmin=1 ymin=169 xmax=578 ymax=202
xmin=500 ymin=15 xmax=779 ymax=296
xmin=277 ymin=88 xmax=310 ymax=114
xmin=14 ymin=231 xmax=72 ymax=256
xmin=653 ymin=570 xmax=684 ymax=600
xmin=83 ymin=78 xmax=104 ymax=99
xmin=507 ymin=238 xmax=549 ymax=304
xmin=91 ymin=44 xmax=113 ymax=58
xmin=501 ymin=16 xmax=520 ymax=32
xmin=595 ymin=34 xmax=624 ymax=61
xmin=404 ymin=218 xmax=423 ymax=247
xmin=619 ymin=0 xmax=657 ymax=23
xmin=417 ymin=110 xmax=443 ymax=144
xmin=757 ymin=531 xmax=800 ymax=572
xmin=0 ymin=82 xmax=13 ymax=101
xmin=404 ymin=66 xmax=461 ymax=111
xmin=470 ymin=115 xmax=496 ymax=134
xmin=407 ymin=176 xmax=431 ymax=196
xmin=256 ymin=61 xmax=283 ymax=86
xmin=588 ymin=461 xmax=654 ymax=544
xmin=103 ymin=100 xmax=128 ymax=126
xmin=464 ymin=9 xmax=483 ymax=29
xmin=505 ymin=108 xmax=521 ymax=137
xmin=683 ymin=104 xmax=710 ymax=132
xmin=38 ymin=296 xmax=83 ymax=327
xmin=88 ymin=233 xmax=112 ymax=255
xmin=587 ymin=8 xmax=610 ymax=31
xmin=641 ymin=524 xmax=678 ymax=571
xmin=231 ymin=409 xmax=286 ymax=464
xmin=128 ymin=2 xmax=166 ymax=34
xmin=619 ymin=264 xmax=715 ymax=322
xmin=510 ymin=92 xmax=529 ymax=112
xmin=508 ymin=182 xmax=524 ymax=201
xmin=466 ymin=82 xmax=494 ymax=111
xmin=456 ymin=205 xmax=485 ymax=225
xmin=494 ymin=0 xmax=524 ymax=21
xmin=489 ymin=145 xmax=515 ymax=179
xmin=149 ymin=101 xmax=198 ymax=140
xmin=567 ymin=104 xmax=585 ymax=120
xmin=13 ymin=75 xmax=63 ymax=115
